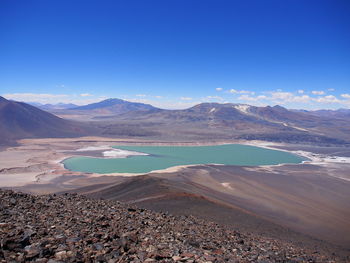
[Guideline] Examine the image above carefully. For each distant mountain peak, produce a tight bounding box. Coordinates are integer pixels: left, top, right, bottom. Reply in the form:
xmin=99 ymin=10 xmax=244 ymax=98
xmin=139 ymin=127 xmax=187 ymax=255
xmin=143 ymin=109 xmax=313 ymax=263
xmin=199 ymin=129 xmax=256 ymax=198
xmin=105 ymin=98 xmax=124 ymax=101
xmin=272 ymin=105 xmax=287 ymax=110
xmin=69 ymin=98 xmax=157 ymax=115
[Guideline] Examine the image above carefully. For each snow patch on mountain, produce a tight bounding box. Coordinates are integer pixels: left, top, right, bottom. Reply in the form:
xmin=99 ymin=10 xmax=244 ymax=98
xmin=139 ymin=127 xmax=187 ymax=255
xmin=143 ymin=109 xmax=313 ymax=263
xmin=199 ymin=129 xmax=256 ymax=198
xmin=233 ymin=105 xmax=251 ymax=114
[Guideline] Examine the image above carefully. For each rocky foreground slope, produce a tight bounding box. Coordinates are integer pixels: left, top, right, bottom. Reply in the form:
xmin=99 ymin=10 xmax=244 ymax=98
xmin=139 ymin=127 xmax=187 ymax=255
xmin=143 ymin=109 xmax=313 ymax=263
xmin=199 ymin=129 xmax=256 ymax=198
xmin=0 ymin=190 xmax=342 ymax=262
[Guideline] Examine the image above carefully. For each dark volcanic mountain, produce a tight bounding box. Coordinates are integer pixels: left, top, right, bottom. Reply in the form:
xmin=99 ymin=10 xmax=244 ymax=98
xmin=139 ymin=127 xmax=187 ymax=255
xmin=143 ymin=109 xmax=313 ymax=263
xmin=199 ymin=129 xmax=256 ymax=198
xmin=104 ymin=102 xmax=350 ymax=144
xmin=0 ymin=96 xmax=92 ymax=145
xmin=70 ymin=98 xmax=158 ymax=115
xmin=115 ymin=103 xmax=283 ymax=126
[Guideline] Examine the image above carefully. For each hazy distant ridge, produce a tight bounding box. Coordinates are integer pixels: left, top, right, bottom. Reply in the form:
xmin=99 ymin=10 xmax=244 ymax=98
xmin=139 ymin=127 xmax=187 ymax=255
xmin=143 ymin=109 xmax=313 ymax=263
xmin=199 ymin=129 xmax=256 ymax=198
xmin=2 ymin=96 xmax=350 ymax=146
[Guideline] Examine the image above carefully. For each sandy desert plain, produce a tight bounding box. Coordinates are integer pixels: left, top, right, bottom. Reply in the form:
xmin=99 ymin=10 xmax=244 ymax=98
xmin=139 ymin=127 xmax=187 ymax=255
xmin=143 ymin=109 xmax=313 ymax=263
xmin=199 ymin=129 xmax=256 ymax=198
xmin=1 ymin=136 xmax=350 ymax=256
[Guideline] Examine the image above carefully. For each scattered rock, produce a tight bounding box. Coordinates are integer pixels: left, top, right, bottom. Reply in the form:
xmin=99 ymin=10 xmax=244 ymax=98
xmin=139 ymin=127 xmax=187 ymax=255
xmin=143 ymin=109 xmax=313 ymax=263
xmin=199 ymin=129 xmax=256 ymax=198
xmin=0 ymin=189 xmax=344 ymax=262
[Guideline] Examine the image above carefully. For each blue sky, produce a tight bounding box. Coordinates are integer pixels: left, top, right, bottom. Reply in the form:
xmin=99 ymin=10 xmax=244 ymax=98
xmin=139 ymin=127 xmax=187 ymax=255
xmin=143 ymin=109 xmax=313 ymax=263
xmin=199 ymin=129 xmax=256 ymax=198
xmin=1 ymin=0 xmax=349 ymax=109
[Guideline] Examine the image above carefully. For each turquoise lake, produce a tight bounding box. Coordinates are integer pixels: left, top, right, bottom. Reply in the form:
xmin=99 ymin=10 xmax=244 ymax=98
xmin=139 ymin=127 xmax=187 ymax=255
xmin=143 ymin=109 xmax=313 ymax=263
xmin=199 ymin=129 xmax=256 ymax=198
xmin=63 ymin=144 xmax=305 ymax=174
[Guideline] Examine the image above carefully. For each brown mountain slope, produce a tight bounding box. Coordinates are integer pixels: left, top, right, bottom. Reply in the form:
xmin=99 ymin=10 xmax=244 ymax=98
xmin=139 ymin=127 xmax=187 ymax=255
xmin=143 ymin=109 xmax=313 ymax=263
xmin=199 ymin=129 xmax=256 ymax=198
xmin=0 ymin=96 xmax=94 ymax=145
xmin=84 ymin=175 xmax=311 ymax=242
xmin=72 ymin=165 xmax=350 ymax=254
xmin=76 ymin=164 xmax=350 ymax=253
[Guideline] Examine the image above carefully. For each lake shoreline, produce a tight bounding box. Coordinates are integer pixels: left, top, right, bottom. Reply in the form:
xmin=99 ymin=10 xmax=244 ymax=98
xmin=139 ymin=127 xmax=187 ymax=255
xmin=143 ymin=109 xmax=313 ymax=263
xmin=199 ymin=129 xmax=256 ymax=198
xmin=62 ymin=143 xmax=306 ymax=174
xmin=1 ymin=137 xmax=350 ymax=189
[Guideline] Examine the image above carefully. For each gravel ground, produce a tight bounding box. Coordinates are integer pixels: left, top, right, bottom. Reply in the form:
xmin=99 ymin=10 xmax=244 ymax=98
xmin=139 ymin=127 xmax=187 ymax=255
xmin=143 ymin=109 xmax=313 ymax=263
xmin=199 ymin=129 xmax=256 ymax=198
xmin=0 ymin=190 xmax=343 ymax=262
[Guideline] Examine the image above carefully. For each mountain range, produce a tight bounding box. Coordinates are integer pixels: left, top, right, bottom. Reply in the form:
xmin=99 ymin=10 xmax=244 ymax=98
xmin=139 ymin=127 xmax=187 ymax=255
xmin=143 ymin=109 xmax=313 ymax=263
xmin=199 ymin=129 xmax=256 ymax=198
xmin=1 ymin=96 xmax=350 ymax=146
xmin=93 ymin=100 xmax=350 ymax=144
xmin=34 ymin=102 xmax=78 ymax=111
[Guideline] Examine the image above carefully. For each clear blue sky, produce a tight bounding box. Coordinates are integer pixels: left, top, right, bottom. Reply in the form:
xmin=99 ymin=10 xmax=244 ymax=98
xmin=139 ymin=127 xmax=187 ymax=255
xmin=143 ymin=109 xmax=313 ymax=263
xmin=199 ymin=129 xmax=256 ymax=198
xmin=1 ymin=0 xmax=349 ymax=109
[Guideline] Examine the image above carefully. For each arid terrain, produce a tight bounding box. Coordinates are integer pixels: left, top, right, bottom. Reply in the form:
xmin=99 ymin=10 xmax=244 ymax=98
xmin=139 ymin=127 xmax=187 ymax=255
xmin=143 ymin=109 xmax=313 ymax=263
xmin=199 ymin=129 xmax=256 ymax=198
xmin=3 ymin=1 xmax=350 ymax=261
xmin=1 ymin=97 xmax=350 ymax=261
xmin=2 ymin=189 xmax=345 ymax=262
xmin=1 ymin=136 xmax=350 ymax=259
